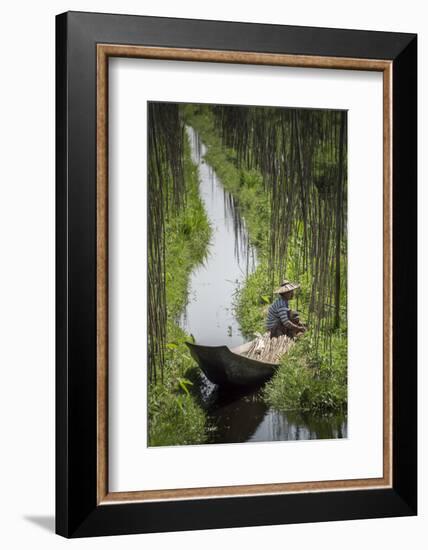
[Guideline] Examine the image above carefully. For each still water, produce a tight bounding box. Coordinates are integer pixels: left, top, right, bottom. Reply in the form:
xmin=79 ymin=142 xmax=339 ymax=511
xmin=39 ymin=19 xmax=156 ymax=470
xmin=180 ymin=127 xmax=257 ymax=348
xmin=182 ymin=126 xmax=347 ymax=443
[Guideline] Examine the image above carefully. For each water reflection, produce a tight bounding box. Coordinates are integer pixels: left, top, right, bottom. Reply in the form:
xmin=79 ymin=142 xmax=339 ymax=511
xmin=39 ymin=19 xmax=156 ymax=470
xmin=180 ymin=127 xmax=257 ymax=348
xmin=196 ymin=374 xmax=347 ymax=444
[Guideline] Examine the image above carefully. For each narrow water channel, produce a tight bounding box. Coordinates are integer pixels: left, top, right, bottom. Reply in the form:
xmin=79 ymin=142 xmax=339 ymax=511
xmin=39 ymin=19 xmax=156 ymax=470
xmin=180 ymin=127 xmax=257 ymax=348
xmin=182 ymin=126 xmax=347 ymax=444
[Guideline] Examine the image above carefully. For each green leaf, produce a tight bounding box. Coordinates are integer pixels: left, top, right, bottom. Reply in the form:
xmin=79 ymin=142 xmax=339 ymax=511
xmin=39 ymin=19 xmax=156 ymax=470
xmin=166 ymin=342 xmax=179 ymax=350
xmin=176 ymin=394 xmax=185 ymax=412
xmin=177 ymin=377 xmax=193 ymax=396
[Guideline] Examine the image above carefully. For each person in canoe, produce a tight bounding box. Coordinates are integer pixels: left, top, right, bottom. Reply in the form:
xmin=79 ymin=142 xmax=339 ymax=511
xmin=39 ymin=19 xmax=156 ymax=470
xmin=266 ymin=280 xmax=307 ymax=339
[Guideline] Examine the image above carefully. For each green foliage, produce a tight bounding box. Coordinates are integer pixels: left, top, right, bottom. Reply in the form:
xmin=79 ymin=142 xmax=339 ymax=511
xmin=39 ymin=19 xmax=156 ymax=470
xmin=184 ymin=106 xmax=270 ymax=251
xmin=263 ymin=333 xmax=347 ymax=413
xmin=240 ymin=169 xmax=263 ymax=189
xmin=147 ymin=103 xmax=186 ymax=381
xmin=238 ymin=259 xmax=348 ymax=414
xmin=148 ymin=321 xmax=207 ymax=446
xmin=148 ymin=134 xmax=211 ymax=446
xmin=235 ymin=264 xmax=272 ymax=337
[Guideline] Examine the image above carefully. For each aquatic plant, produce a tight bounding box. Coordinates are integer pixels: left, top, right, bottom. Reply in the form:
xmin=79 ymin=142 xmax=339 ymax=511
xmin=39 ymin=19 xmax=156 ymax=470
xmin=263 ymin=332 xmax=347 ymax=413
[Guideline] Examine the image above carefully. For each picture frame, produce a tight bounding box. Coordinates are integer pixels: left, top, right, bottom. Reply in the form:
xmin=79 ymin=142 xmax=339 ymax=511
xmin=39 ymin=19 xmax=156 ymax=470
xmin=56 ymin=11 xmax=417 ymax=538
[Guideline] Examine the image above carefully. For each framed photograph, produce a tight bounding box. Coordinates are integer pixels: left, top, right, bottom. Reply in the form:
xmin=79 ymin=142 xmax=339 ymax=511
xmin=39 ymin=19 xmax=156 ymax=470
xmin=56 ymin=11 xmax=417 ymax=537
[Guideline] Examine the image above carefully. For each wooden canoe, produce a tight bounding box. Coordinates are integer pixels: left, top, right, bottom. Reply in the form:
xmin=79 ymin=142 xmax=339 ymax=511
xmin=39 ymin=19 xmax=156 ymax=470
xmin=185 ymin=340 xmax=279 ymax=387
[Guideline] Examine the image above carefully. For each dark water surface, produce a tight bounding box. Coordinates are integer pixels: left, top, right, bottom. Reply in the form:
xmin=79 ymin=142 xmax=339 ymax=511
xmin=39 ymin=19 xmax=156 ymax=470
xmin=197 ymin=375 xmax=347 ymax=444
xmin=182 ymin=126 xmax=348 ymax=444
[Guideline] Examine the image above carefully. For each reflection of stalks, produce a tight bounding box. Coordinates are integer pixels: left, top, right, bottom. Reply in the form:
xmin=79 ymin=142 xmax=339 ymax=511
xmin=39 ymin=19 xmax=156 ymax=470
xmin=223 ymin=188 xmax=256 ymax=271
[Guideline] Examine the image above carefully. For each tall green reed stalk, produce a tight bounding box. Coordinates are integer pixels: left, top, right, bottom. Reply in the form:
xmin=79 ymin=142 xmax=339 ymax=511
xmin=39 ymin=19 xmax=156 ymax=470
xmin=148 ymin=103 xmax=185 ymax=383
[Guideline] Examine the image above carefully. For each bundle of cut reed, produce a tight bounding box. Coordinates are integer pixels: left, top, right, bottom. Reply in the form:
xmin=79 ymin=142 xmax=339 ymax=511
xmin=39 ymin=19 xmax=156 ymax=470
xmin=242 ymin=332 xmax=295 ymax=364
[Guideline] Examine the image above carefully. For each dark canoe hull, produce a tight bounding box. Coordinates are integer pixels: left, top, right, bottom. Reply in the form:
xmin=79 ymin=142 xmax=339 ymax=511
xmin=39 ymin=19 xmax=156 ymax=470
xmin=185 ymin=341 xmax=278 ymax=387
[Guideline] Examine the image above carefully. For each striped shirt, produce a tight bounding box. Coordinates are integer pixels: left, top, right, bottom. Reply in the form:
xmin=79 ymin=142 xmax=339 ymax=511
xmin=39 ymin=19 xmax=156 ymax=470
xmin=266 ymin=298 xmax=290 ymax=329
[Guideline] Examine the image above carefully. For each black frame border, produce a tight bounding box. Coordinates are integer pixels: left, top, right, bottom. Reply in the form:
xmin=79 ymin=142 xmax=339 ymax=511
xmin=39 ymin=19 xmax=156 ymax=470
xmin=56 ymin=11 xmax=417 ymax=537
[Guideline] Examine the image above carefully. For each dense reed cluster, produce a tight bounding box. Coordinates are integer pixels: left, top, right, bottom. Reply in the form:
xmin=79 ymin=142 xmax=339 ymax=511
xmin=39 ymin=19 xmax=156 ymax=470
xmin=212 ymin=105 xmax=347 ymax=345
xmin=147 ymin=103 xmax=185 ymax=382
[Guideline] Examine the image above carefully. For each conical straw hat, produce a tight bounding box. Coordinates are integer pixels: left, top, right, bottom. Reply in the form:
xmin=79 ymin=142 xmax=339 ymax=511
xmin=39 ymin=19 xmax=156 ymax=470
xmin=274 ymin=279 xmax=300 ymax=294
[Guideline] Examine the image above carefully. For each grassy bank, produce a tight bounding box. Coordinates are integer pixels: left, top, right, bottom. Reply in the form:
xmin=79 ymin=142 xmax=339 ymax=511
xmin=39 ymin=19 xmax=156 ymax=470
xmin=184 ymin=104 xmax=347 ymax=414
xmin=148 ymin=135 xmax=211 ymax=446
xmin=264 ymin=333 xmax=347 ymax=413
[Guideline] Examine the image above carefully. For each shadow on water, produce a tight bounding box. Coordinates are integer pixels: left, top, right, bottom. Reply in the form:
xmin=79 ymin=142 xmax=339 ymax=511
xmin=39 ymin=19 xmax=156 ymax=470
xmin=204 ymin=384 xmax=269 ymax=444
xmin=183 ymin=126 xmax=348 ymax=444
xmin=186 ymin=367 xmax=347 ymax=445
